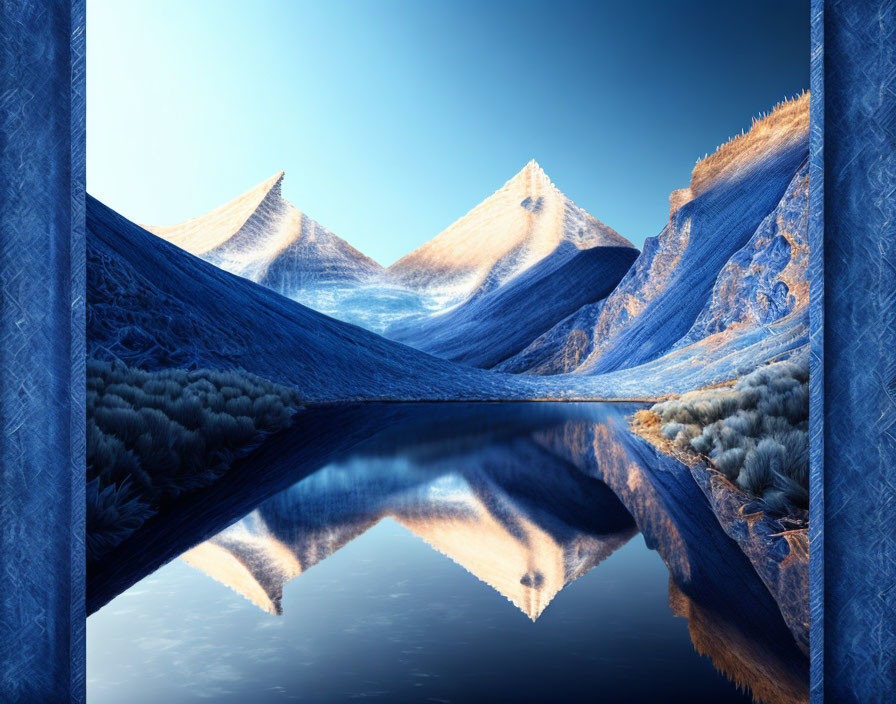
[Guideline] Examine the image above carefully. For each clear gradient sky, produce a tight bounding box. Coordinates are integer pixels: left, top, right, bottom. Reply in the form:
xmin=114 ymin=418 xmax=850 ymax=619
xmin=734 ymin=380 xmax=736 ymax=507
xmin=87 ymin=0 xmax=808 ymax=262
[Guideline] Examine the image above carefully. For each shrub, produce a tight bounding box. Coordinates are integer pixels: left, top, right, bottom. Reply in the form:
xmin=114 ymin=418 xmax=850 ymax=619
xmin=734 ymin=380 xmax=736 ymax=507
xmin=713 ymin=448 xmax=747 ymax=480
xmin=86 ymin=358 xmax=303 ymax=562
xmin=86 ymin=477 xmax=154 ymax=561
xmin=650 ymin=359 xmax=809 ymax=516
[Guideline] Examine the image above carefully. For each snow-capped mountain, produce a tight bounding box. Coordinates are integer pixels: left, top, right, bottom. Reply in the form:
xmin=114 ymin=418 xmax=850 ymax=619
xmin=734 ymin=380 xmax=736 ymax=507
xmin=384 ymin=161 xmax=638 ymax=367
xmin=387 ymin=159 xmax=635 ymax=304
xmin=143 ymin=171 xmax=384 ymax=294
xmin=143 ymin=161 xmax=638 ymax=349
xmin=498 ymin=94 xmax=810 ymax=378
xmin=387 ymin=241 xmax=638 ymax=368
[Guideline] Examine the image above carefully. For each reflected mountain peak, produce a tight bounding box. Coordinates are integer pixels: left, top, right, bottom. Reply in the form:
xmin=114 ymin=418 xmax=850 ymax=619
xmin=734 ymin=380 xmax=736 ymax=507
xmin=98 ymin=402 xmax=808 ymax=703
xmin=397 ymin=505 xmax=635 ymax=621
xmin=179 ymin=413 xmax=641 ymax=621
xmin=181 ymin=512 xmax=302 ymax=615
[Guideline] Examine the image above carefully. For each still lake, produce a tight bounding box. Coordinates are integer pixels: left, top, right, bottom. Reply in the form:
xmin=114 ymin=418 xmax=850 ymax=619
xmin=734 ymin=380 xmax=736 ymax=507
xmin=87 ymin=402 xmax=807 ymax=703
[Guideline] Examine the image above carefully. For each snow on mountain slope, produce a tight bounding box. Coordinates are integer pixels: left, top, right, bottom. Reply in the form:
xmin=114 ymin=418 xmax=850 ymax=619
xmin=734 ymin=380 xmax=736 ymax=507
xmin=143 ymin=171 xmax=383 ymax=293
xmin=387 ymin=160 xmax=635 ymax=303
xmin=88 ymin=193 xmax=806 ymax=402
xmin=387 ymin=241 xmax=638 ymax=368
xmin=88 ymin=194 xmax=517 ymax=401
xmin=498 ymin=95 xmax=810 ymax=377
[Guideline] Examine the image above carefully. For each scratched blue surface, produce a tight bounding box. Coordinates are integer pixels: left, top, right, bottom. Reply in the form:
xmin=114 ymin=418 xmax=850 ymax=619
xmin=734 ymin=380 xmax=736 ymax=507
xmin=0 ymin=1 xmax=85 ymax=702
xmin=812 ymin=2 xmax=896 ymax=703
xmin=808 ymin=1 xmax=825 ymax=702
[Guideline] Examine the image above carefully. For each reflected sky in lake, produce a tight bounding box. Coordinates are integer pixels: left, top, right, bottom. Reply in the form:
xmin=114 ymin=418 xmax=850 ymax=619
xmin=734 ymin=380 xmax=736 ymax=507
xmin=88 ymin=402 xmax=806 ymax=703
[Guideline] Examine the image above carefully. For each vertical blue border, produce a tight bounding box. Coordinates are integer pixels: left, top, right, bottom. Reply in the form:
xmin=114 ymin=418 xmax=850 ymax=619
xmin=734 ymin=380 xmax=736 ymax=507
xmin=71 ymin=0 xmax=87 ymax=699
xmin=816 ymin=1 xmax=896 ymax=701
xmin=0 ymin=1 xmax=85 ymax=701
xmin=808 ymin=1 xmax=824 ymax=702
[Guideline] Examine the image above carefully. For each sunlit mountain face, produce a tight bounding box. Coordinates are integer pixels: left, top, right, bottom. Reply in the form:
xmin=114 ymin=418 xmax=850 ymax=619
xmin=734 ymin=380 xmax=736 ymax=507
xmin=89 ymin=403 xmax=808 ymax=704
xmin=142 ymin=160 xmax=639 ymax=344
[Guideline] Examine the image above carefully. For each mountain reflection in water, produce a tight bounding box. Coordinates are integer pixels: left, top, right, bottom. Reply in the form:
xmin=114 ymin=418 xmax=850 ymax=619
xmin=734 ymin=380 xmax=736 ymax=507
xmin=183 ymin=431 xmax=637 ymax=620
xmin=88 ymin=402 xmax=808 ymax=704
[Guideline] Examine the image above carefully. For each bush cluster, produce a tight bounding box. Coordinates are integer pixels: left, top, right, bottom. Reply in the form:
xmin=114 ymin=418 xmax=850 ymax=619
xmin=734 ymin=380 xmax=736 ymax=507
xmin=86 ymin=359 xmax=302 ymax=562
xmin=651 ymin=361 xmax=809 ymax=516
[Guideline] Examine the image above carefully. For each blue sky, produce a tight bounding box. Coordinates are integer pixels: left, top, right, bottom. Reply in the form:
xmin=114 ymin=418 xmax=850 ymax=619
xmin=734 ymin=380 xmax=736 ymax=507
xmin=87 ymin=0 xmax=808 ymax=263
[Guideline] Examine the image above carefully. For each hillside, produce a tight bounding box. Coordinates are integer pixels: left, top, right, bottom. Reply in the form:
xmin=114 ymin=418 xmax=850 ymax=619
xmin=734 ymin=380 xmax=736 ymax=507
xmin=498 ymin=94 xmax=810 ymax=378
xmin=388 ymin=241 xmax=638 ymax=368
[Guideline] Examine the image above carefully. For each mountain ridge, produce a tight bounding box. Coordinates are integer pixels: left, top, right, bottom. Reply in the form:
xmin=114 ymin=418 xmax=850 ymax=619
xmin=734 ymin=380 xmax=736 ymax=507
xmin=386 ymin=159 xmax=635 ymax=302
xmin=144 ymin=171 xmax=384 ymax=295
xmin=496 ymin=94 xmax=810 ymax=378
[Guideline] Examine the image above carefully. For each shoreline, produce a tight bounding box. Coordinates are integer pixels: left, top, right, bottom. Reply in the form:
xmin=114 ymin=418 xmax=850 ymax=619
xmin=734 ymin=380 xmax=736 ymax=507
xmin=301 ymin=396 xmax=665 ymax=406
xmin=630 ymin=408 xmax=810 ymax=655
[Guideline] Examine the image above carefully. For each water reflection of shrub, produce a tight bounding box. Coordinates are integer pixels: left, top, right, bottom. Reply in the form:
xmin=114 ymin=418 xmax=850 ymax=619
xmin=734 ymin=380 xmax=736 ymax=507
xmin=651 ymin=361 xmax=808 ymax=516
xmin=87 ymin=359 xmax=302 ymax=563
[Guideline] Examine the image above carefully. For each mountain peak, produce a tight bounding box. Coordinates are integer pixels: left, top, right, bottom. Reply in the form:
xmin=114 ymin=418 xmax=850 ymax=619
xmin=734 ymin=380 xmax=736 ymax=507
xmin=143 ymin=171 xmax=287 ymax=255
xmin=388 ymin=158 xmax=634 ymax=298
xmin=143 ymin=171 xmax=384 ymax=294
xmin=496 ymin=159 xmax=557 ymax=200
xmin=268 ymin=169 xmax=286 ymax=189
xmin=515 ymin=158 xmax=549 ymax=181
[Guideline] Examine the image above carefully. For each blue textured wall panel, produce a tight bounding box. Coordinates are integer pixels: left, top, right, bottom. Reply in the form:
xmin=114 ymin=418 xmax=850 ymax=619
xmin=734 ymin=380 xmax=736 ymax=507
xmin=808 ymin=1 xmax=825 ymax=703
xmin=816 ymin=1 xmax=896 ymax=702
xmin=0 ymin=1 xmax=85 ymax=701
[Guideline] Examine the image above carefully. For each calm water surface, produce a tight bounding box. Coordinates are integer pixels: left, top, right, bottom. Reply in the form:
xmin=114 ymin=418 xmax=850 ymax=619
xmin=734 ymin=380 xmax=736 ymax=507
xmin=87 ymin=403 xmax=806 ymax=703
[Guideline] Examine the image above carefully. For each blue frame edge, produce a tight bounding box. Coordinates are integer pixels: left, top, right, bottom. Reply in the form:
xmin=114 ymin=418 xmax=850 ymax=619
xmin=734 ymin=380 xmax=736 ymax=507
xmin=808 ymin=0 xmax=824 ymax=702
xmin=815 ymin=1 xmax=896 ymax=702
xmin=0 ymin=1 xmax=86 ymax=701
xmin=71 ymin=0 xmax=87 ymax=699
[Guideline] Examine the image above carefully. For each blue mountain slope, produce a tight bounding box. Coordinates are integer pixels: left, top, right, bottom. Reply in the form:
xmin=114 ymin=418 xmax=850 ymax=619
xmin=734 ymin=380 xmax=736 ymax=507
xmin=494 ymin=299 xmax=606 ymax=375
xmin=86 ymin=195 xmax=518 ymax=402
xmin=386 ymin=242 xmax=638 ymax=368
xmin=87 ymin=194 xmax=809 ymax=402
xmin=673 ymin=160 xmax=809 ymax=349
xmin=498 ymin=96 xmax=810 ymax=379
xmin=582 ymin=138 xmax=808 ymax=375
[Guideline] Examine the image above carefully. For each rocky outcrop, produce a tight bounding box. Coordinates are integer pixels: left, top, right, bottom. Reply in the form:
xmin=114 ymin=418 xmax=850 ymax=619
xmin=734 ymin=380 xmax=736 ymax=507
xmin=673 ymin=159 xmax=809 ymax=349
